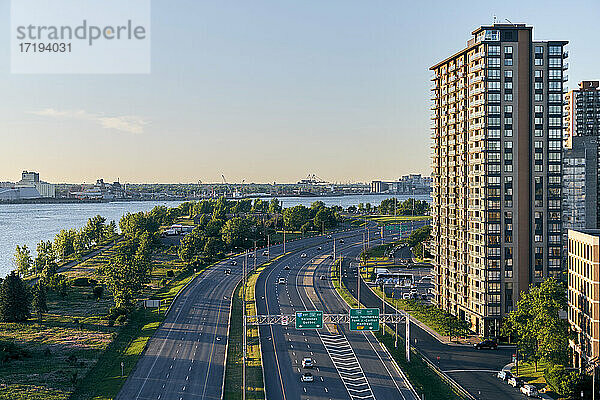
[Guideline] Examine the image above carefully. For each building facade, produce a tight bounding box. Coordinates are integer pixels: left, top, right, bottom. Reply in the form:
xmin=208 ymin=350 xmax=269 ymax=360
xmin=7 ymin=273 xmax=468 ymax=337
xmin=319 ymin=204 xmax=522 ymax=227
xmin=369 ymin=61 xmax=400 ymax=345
xmin=564 ymin=81 xmax=600 ymax=148
xmin=568 ymin=229 xmax=600 ymax=370
xmin=16 ymin=170 xmax=56 ymax=198
xmin=430 ymin=24 xmax=567 ymax=336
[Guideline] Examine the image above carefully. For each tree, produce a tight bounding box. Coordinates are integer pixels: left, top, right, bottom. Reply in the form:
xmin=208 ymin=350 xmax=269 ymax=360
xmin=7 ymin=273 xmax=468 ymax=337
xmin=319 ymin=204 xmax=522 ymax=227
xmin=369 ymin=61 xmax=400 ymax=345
xmin=34 ymin=240 xmax=55 ymax=275
xmin=502 ymin=278 xmax=569 ymax=371
xmin=178 ymin=230 xmax=204 ymax=265
xmin=99 ymin=233 xmax=152 ymax=309
xmin=221 ymin=217 xmax=254 ymax=249
xmin=32 ymin=283 xmax=48 ymax=320
xmin=203 ymin=236 xmax=225 ymax=260
xmin=0 ymin=272 xmax=31 ymax=322
xmin=54 ymin=229 xmax=77 ymax=261
xmin=268 ymin=198 xmax=282 ymax=215
xmin=119 ymin=212 xmax=159 ymax=239
xmin=13 ymin=245 xmax=33 ymax=277
xmin=85 ymin=215 xmax=107 ymax=244
xmin=283 ymin=205 xmax=310 ymax=231
xmin=314 ymin=208 xmax=337 ymax=230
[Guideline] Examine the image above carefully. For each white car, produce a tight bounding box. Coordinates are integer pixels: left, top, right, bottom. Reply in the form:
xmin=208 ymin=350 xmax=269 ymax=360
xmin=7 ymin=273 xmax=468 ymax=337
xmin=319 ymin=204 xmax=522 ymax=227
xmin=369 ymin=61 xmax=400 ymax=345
xmin=262 ymin=251 xmax=269 ymax=256
xmin=302 ymin=357 xmax=314 ymax=368
xmin=520 ymin=384 xmax=539 ymax=397
xmin=300 ymin=253 xmax=307 ymax=258
xmin=301 ymin=372 xmax=314 ymax=382
xmin=278 ymin=277 xmax=286 ymax=285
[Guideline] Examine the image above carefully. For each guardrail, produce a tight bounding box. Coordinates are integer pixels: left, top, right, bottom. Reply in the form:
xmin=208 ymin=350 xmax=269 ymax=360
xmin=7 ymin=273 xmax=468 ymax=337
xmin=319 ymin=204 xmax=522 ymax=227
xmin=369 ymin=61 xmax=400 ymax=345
xmin=419 ymin=352 xmax=477 ymax=400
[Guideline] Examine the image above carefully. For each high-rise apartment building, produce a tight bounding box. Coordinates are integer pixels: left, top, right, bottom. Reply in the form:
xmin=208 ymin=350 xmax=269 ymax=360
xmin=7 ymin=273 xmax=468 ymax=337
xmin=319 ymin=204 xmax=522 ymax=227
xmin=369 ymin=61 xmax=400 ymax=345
xmin=564 ymin=81 xmax=600 ymax=147
xmin=430 ymin=24 xmax=567 ymax=336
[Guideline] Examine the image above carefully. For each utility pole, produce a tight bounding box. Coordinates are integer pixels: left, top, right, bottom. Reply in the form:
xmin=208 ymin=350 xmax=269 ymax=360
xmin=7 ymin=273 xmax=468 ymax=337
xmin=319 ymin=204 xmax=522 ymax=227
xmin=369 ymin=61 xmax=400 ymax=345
xmin=283 ymin=229 xmax=286 ymax=254
xmin=395 ymin=315 xmax=398 ymax=348
xmin=382 ymin=284 xmax=386 ymax=335
xmin=357 ymin=262 xmax=361 ymax=309
xmin=405 ymin=314 xmax=411 ymax=362
xmin=267 ymin=234 xmax=270 ymax=260
xmin=242 ymin=251 xmax=247 ymax=400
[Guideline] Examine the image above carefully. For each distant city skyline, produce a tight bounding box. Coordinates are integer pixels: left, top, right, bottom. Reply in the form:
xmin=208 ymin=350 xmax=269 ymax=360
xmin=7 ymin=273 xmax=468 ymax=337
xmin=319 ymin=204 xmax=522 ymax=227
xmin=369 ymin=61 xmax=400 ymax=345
xmin=1 ymin=1 xmax=598 ymax=183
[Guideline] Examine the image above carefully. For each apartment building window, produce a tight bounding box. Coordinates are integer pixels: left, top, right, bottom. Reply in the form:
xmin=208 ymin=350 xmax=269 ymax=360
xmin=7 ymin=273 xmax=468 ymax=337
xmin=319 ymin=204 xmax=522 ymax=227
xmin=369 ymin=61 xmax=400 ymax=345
xmin=505 ymin=70 xmax=513 ymax=78
xmin=505 ymin=59 xmax=513 ymax=66
xmin=535 ymin=70 xmax=543 ymax=78
xmin=535 ymin=46 xmax=544 ymax=55
xmin=549 ymin=82 xmax=561 ymax=91
xmin=535 ymin=58 xmax=544 ymax=66
xmin=505 ymin=164 xmax=513 ymax=172
xmin=548 ymin=45 xmax=562 ymax=56
xmin=549 ymin=93 xmax=562 ymax=102
xmin=505 ymin=117 xmax=513 ymax=125
xmin=488 ymin=45 xmax=500 ymax=55
xmin=535 ymin=128 xmax=543 ymax=137
xmin=488 ymin=69 xmax=500 ymax=79
xmin=488 ymin=105 xmax=500 ymax=113
xmin=535 ymin=82 xmax=544 ymax=90
xmin=535 ymin=117 xmax=544 ymax=125
xmin=505 ymin=82 xmax=513 ymax=89
xmin=504 ymin=46 xmax=513 ymax=55
xmin=535 ymin=105 xmax=544 ymax=113
xmin=488 ymin=81 xmax=501 ymax=90
xmin=488 ymin=128 xmax=500 ymax=138
xmin=549 ymin=141 xmax=561 ymax=150
xmin=535 ymin=93 xmax=544 ymax=102
xmin=504 ymin=93 xmax=513 ymax=101
xmin=549 ymin=70 xmax=561 ymax=79
xmin=549 ymin=58 xmax=562 ymax=67
xmin=489 ymin=93 xmax=501 ymax=102
xmin=488 ymin=57 xmax=500 ymax=67
xmin=504 ymin=129 xmax=513 ymax=137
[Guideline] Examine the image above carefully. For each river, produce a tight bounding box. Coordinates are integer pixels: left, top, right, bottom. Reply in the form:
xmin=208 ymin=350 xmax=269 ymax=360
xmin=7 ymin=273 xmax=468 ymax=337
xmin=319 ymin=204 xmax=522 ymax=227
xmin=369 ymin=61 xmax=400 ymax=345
xmin=0 ymin=194 xmax=430 ymax=277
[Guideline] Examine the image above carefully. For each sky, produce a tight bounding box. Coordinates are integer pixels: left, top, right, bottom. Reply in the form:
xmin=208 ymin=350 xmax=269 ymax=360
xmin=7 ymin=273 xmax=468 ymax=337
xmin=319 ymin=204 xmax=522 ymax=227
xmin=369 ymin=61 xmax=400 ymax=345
xmin=0 ymin=0 xmax=599 ymax=184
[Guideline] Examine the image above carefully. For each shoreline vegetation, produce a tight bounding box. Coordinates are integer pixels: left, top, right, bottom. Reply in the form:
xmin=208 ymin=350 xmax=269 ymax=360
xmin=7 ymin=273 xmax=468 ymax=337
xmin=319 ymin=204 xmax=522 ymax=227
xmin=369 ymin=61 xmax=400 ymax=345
xmin=0 ymin=197 xmax=429 ymax=399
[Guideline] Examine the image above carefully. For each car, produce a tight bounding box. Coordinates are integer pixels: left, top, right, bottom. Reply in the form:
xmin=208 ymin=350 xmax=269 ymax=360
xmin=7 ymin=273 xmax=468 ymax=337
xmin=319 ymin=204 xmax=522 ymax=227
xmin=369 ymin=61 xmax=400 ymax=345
xmin=474 ymin=339 xmax=498 ymax=350
xmin=497 ymin=370 xmax=514 ymax=381
xmin=327 ymin=235 xmax=332 ymax=239
xmin=301 ymin=372 xmax=314 ymax=382
xmin=301 ymin=357 xmax=313 ymax=368
xmin=328 ymin=255 xmax=333 ymax=259
xmin=402 ymin=293 xmax=410 ymax=300
xmin=317 ymin=246 xmax=322 ymax=250
xmin=284 ymin=265 xmax=290 ymax=270
xmin=278 ymin=277 xmax=286 ymax=284
xmin=224 ymin=268 xmax=231 ymax=275
xmin=339 ymin=239 xmax=344 ymax=243
xmin=262 ymin=251 xmax=269 ymax=256
xmin=300 ymin=253 xmax=307 ymax=258
xmin=520 ymin=384 xmax=539 ymax=397
xmin=248 ymin=253 xmax=254 ymax=258
xmin=319 ymin=275 xmax=326 ymax=280
xmin=508 ymin=376 xmax=523 ymax=388
xmin=230 ymin=260 xmax=238 ymax=266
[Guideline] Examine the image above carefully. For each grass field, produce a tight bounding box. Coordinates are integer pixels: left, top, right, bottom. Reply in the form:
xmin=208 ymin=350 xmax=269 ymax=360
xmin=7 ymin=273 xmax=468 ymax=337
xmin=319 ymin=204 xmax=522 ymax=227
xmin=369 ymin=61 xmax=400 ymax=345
xmin=0 ymin=243 xmax=198 ymax=400
xmin=510 ymin=360 xmax=558 ymax=398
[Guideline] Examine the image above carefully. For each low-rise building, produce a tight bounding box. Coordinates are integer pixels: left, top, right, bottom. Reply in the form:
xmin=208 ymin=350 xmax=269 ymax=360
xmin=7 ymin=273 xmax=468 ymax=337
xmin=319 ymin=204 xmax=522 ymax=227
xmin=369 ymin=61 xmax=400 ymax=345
xmin=568 ymin=229 xmax=600 ymax=370
xmin=15 ymin=170 xmax=56 ymax=198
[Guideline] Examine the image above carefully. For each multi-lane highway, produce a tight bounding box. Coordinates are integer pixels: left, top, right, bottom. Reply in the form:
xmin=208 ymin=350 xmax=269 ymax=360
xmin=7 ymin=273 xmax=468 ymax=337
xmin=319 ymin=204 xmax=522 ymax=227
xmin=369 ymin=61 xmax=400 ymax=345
xmin=255 ymin=229 xmax=419 ymax=400
xmin=340 ymin=235 xmax=524 ymax=400
xmin=117 ymin=228 xmax=372 ymax=400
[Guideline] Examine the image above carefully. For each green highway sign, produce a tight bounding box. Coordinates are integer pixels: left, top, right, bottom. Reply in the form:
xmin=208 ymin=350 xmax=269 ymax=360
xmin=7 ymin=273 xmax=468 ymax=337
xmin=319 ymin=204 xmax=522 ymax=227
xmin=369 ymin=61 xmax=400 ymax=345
xmin=295 ymin=311 xmax=323 ymax=329
xmin=349 ymin=308 xmax=380 ymax=331
xmin=385 ymin=224 xmax=410 ymax=232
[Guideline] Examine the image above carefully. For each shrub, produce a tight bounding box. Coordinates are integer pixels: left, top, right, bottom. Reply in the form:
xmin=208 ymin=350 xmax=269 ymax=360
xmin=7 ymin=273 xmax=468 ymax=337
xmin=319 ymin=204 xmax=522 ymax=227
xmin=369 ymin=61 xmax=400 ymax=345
xmin=544 ymin=364 xmax=587 ymax=398
xmin=166 ymin=270 xmax=175 ymax=278
xmin=92 ymin=286 xmax=104 ymax=301
xmin=115 ymin=314 xmax=128 ymax=325
xmin=0 ymin=341 xmax=30 ymax=362
xmin=107 ymin=306 xmax=130 ymax=321
xmin=71 ymin=277 xmax=91 ymax=287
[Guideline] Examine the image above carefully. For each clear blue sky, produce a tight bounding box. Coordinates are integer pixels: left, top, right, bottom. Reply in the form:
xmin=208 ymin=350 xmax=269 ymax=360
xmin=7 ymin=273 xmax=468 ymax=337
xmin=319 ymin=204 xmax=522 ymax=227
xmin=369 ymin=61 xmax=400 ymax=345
xmin=0 ymin=0 xmax=598 ymax=184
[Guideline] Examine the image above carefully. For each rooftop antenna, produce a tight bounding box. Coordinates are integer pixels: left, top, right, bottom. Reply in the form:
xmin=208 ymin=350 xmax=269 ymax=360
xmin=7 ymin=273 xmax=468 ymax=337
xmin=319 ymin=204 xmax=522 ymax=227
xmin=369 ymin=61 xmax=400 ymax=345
xmin=493 ymin=15 xmax=497 ymax=24
xmin=505 ymin=18 xmax=516 ymax=26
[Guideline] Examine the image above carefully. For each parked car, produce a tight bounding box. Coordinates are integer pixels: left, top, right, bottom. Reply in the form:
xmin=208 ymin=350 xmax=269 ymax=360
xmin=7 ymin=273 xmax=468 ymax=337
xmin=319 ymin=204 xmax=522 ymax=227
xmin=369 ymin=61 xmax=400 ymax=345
xmin=278 ymin=277 xmax=286 ymax=284
xmin=474 ymin=339 xmax=498 ymax=350
xmin=520 ymin=384 xmax=539 ymax=397
xmin=302 ymin=357 xmax=313 ymax=368
xmin=508 ymin=376 xmax=523 ymax=388
xmin=497 ymin=370 xmax=514 ymax=381
xmin=301 ymin=372 xmax=314 ymax=382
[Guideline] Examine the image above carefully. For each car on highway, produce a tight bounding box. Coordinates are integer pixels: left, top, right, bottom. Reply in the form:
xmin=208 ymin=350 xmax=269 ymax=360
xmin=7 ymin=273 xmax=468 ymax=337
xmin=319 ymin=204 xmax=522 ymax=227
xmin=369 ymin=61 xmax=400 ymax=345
xmin=327 ymin=235 xmax=332 ymax=238
xmin=248 ymin=253 xmax=254 ymax=258
xmin=319 ymin=275 xmax=326 ymax=280
xmin=300 ymin=253 xmax=307 ymax=258
xmin=497 ymin=370 xmax=514 ymax=381
xmin=284 ymin=265 xmax=290 ymax=270
xmin=339 ymin=239 xmax=344 ymax=243
xmin=224 ymin=268 xmax=231 ymax=275
xmin=474 ymin=339 xmax=498 ymax=350
xmin=317 ymin=246 xmax=322 ymax=250
xmin=230 ymin=260 xmax=238 ymax=266
xmin=328 ymin=255 xmax=333 ymax=259
xmin=262 ymin=251 xmax=269 ymax=256
xmin=508 ymin=376 xmax=523 ymax=388
xmin=301 ymin=357 xmax=313 ymax=368
xmin=278 ymin=277 xmax=286 ymax=284
xmin=301 ymin=372 xmax=314 ymax=382
xmin=520 ymin=384 xmax=539 ymax=397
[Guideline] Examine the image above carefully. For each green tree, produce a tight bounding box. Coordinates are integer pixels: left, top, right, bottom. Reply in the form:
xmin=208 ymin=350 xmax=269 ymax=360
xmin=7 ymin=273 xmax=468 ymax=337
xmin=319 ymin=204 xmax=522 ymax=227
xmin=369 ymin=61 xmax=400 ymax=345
xmin=221 ymin=217 xmax=254 ymax=249
xmin=203 ymin=236 xmax=225 ymax=260
xmin=0 ymin=272 xmax=31 ymax=322
xmin=13 ymin=245 xmax=33 ymax=277
xmin=119 ymin=212 xmax=159 ymax=239
xmin=178 ymin=230 xmax=204 ymax=265
xmin=32 ymin=283 xmax=48 ymax=320
xmin=268 ymin=198 xmax=282 ymax=214
xmin=502 ymin=278 xmax=569 ymax=371
xmin=99 ymin=233 xmax=153 ymax=309
xmin=34 ymin=240 xmax=55 ymax=275
xmin=314 ymin=208 xmax=337 ymax=231
xmin=54 ymin=229 xmax=77 ymax=261
xmin=85 ymin=215 xmax=107 ymax=244
xmin=283 ymin=205 xmax=310 ymax=231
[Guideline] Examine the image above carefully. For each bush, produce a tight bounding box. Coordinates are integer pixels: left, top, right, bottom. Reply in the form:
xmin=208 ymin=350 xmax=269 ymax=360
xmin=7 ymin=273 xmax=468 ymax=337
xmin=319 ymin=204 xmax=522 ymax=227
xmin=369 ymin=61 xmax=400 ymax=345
xmin=115 ymin=314 xmax=128 ymax=325
xmin=92 ymin=286 xmax=104 ymax=301
xmin=166 ymin=270 xmax=175 ymax=278
xmin=71 ymin=277 xmax=92 ymax=287
xmin=0 ymin=340 xmax=30 ymax=362
xmin=107 ymin=306 xmax=130 ymax=321
xmin=544 ymin=364 xmax=587 ymax=398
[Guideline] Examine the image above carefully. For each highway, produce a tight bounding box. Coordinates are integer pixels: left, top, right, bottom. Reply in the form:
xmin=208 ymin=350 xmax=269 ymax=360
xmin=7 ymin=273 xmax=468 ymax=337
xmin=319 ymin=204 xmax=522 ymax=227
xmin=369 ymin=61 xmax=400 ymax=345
xmin=340 ymin=230 xmax=524 ymax=400
xmin=256 ymin=228 xmax=418 ymax=400
xmin=117 ymin=228 xmax=374 ymax=400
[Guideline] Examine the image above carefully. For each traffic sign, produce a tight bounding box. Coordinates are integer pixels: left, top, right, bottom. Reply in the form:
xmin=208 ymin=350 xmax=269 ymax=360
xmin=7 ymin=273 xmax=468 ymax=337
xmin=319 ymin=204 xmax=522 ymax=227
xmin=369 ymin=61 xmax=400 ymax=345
xmin=349 ymin=308 xmax=380 ymax=331
xmin=295 ymin=311 xmax=323 ymax=329
xmin=281 ymin=315 xmax=289 ymax=326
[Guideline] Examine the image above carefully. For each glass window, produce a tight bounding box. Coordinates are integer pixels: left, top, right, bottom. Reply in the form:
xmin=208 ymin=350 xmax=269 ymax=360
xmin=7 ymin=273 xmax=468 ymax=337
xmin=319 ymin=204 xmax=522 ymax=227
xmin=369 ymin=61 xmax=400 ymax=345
xmin=548 ymin=45 xmax=562 ymax=55
xmin=535 ymin=70 xmax=543 ymax=78
xmin=504 ymin=70 xmax=513 ymax=78
xmin=504 ymin=105 xmax=513 ymax=113
xmin=504 ymin=59 xmax=513 ymax=66
xmin=535 ymin=46 xmax=544 ymax=54
xmin=535 ymin=58 xmax=543 ymax=66
xmin=504 ymin=46 xmax=513 ymax=54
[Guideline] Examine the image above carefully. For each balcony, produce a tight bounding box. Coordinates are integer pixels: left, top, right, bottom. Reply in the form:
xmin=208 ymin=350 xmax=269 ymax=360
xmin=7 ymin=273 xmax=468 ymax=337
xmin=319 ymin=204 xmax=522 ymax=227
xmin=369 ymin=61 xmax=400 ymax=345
xmin=563 ymin=75 xmax=569 ymax=82
xmin=563 ymin=62 xmax=569 ymax=70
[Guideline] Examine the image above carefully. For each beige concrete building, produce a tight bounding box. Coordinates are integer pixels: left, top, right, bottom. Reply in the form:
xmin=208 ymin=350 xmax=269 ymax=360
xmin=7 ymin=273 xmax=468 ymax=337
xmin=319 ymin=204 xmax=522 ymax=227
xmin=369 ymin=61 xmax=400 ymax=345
xmin=430 ymin=24 xmax=567 ymax=336
xmin=568 ymin=229 xmax=600 ymax=369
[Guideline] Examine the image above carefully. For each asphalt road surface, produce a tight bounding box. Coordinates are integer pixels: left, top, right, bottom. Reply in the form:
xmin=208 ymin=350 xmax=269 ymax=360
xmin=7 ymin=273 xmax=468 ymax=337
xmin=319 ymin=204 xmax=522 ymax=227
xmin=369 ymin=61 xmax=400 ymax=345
xmin=117 ymin=227 xmax=376 ymax=400
xmin=340 ymin=229 xmax=525 ymax=400
xmin=255 ymin=229 xmax=418 ymax=400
